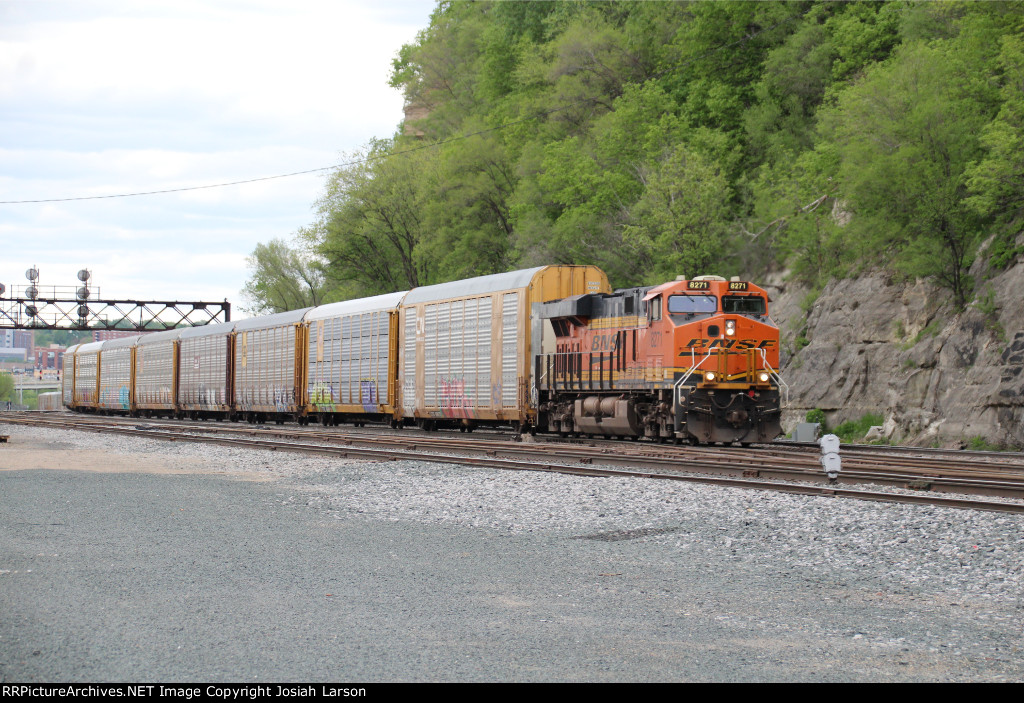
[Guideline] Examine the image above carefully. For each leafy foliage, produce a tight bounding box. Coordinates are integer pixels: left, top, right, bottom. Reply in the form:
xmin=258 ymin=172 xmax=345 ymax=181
xmin=240 ymin=0 xmax=1024 ymax=315
xmin=241 ymin=239 xmax=329 ymax=315
xmin=832 ymin=413 xmax=885 ymax=443
xmin=0 ymin=373 xmax=14 ymax=402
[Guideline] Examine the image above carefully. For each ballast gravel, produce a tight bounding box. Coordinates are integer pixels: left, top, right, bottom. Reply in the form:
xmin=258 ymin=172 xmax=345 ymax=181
xmin=1 ymin=421 xmax=1022 ymax=682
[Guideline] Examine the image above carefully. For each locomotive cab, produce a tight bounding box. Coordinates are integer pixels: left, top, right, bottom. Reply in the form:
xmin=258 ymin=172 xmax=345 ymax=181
xmin=659 ymin=276 xmax=782 ymax=443
xmin=536 ymin=275 xmax=784 ymax=444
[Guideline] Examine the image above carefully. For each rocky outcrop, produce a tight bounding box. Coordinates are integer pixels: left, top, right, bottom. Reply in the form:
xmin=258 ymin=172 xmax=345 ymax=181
xmin=767 ymin=259 xmax=1024 ymax=448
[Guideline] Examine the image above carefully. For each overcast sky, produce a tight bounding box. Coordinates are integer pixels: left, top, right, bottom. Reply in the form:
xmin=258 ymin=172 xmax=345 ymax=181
xmin=1 ymin=0 xmax=433 ymax=318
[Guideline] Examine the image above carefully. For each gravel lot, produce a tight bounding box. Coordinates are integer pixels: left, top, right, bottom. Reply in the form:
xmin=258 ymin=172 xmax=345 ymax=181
xmin=1 ymin=421 xmax=1021 ymax=682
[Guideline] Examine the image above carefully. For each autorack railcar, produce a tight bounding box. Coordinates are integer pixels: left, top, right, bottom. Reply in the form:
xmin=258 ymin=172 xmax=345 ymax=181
xmin=304 ymin=291 xmax=407 ymax=427
xmin=178 ymin=320 xmax=236 ymax=418
xmin=61 ymin=343 xmax=81 ymax=408
xmin=398 ymin=265 xmax=610 ymax=432
xmin=233 ymin=309 xmax=311 ymax=423
xmin=135 ymin=327 xmax=182 ymax=417
xmin=70 ymin=341 xmax=103 ymax=411
xmin=97 ymin=336 xmax=139 ymax=414
xmin=61 ymin=266 xmax=783 ymax=444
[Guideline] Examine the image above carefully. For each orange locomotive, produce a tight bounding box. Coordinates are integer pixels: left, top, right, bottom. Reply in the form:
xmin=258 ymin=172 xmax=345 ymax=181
xmin=535 ymin=275 xmax=784 ymax=444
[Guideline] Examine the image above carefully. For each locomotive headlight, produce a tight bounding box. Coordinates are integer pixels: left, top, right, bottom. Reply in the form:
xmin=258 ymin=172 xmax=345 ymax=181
xmin=725 ymin=320 xmax=736 ymax=336
xmin=704 ymin=371 xmax=717 ymax=382
xmin=757 ymin=371 xmax=770 ymax=383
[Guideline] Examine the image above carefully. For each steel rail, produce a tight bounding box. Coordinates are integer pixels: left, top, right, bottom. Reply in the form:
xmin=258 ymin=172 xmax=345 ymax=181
xmin=3 ymin=414 xmax=1024 ymax=514
xmin=34 ymin=416 xmax=1024 ymax=496
xmin=6 ymin=413 xmax=1024 ymax=494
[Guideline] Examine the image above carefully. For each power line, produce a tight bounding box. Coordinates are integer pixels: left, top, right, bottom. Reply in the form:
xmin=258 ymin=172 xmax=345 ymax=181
xmin=0 ymin=10 xmax=800 ymax=206
xmin=0 ymin=99 xmax=601 ymax=205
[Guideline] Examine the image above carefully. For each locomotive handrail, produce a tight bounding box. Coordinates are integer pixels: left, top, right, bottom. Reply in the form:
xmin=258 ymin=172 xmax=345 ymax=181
xmin=674 ymin=348 xmax=714 ymax=405
xmin=759 ymin=347 xmax=789 ymax=408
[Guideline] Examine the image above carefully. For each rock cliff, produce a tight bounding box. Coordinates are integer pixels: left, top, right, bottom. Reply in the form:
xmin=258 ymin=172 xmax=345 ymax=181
xmin=766 ymin=256 xmax=1024 ymax=448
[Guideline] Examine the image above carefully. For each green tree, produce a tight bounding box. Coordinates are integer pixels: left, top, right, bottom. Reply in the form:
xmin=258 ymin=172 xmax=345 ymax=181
xmin=512 ymin=82 xmax=695 ymax=284
xmin=622 ymin=145 xmax=732 ymax=283
xmin=241 ymin=238 xmax=328 ymax=315
xmin=244 ymin=0 xmax=1024 ymax=303
xmin=419 ymin=130 xmax=518 ymax=280
xmin=313 ymin=142 xmax=435 ymax=295
xmin=750 ymin=142 xmax=844 ymax=287
xmin=745 ymin=11 xmax=835 ymax=167
xmin=824 ymin=1 xmax=900 ymax=81
xmin=0 ymin=372 xmax=15 ymax=404
xmin=819 ymin=39 xmax=990 ymax=307
xmin=966 ymin=33 xmax=1024 ymax=222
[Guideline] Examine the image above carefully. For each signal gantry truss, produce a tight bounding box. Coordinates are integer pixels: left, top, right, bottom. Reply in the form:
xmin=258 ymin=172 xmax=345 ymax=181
xmin=0 ymin=287 xmax=230 ymax=331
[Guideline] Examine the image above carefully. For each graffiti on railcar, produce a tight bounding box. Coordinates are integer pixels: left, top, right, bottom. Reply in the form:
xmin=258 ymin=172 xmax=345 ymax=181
xmin=311 ymin=383 xmax=335 ymax=410
xmin=360 ymin=381 xmax=377 ymax=413
xmin=439 ymin=376 xmax=473 ymax=418
xmin=273 ymin=388 xmax=290 ymax=412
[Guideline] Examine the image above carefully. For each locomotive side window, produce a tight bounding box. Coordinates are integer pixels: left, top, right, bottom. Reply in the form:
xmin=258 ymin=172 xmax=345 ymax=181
xmin=722 ymin=296 xmax=766 ymax=315
xmin=647 ymin=296 xmax=662 ymax=322
xmin=667 ymin=295 xmax=717 ymax=314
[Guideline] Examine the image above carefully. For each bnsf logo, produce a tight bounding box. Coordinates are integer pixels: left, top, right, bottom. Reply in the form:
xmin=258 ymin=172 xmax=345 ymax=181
xmin=682 ymin=338 xmax=776 ymax=351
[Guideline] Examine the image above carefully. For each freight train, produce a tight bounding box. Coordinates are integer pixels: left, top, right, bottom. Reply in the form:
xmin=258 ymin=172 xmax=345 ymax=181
xmin=62 ymin=265 xmax=784 ymax=444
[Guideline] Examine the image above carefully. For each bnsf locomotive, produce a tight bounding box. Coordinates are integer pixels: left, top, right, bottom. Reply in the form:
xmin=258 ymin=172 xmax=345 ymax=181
xmin=63 ymin=267 xmax=783 ymax=445
xmin=536 ymin=275 xmax=783 ymax=444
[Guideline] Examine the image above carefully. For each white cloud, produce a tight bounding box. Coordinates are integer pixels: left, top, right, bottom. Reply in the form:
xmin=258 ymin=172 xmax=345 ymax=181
xmin=0 ymin=0 xmax=431 ymax=305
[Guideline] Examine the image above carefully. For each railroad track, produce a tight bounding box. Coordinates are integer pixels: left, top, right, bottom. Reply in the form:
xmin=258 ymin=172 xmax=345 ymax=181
xmin=4 ymin=412 xmax=1024 ymax=514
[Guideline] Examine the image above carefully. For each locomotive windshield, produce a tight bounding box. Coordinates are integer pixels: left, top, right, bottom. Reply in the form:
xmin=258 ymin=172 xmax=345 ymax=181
xmin=722 ymin=296 xmax=766 ymax=315
xmin=667 ymin=295 xmax=717 ymax=314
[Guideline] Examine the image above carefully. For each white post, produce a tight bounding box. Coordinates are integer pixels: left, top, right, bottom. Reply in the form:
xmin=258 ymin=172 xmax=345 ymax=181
xmin=819 ymin=433 xmax=841 ymax=480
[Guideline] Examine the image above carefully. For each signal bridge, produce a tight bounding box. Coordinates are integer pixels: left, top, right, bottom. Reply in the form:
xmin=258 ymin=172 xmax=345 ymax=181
xmin=0 ymin=267 xmax=230 ymax=331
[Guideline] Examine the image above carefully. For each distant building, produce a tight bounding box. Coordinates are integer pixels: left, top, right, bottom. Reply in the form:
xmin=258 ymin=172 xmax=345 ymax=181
xmin=34 ymin=344 xmax=65 ymax=371
xmin=0 ymin=348 xmax=27 ymax=362
xmin=0 ymin=329 xmax=33 ymax=350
